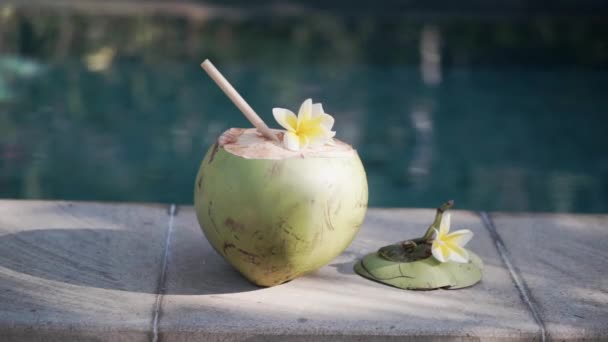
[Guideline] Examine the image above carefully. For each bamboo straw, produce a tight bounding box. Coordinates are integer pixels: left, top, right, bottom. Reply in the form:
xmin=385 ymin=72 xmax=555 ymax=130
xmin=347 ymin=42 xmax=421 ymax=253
xmin=200 ymin=59 xmax=278 ymax=142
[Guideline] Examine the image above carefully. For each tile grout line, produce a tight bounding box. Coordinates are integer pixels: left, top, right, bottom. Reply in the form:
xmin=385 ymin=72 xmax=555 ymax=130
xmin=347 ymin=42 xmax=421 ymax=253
xmin=479 ymin=211 xmax=547 ymax=342
xmin=151 ymin=204 xmax=177 ymax=342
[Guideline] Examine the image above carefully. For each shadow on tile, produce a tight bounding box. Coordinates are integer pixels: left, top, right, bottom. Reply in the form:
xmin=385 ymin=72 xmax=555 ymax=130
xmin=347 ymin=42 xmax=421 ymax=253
xmin=0 ymin=228 xmax=261 ymax=295
xmin=0 ymin=228 xmax=161 ymax=293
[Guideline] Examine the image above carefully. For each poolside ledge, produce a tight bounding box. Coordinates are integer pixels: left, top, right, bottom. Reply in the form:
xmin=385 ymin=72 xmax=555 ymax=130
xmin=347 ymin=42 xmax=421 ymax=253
xmin=0 ymin=200 xmax=606 ymax=341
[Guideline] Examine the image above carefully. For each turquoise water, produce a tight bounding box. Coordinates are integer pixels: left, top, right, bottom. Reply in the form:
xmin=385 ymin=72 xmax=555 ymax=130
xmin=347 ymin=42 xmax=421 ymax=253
xmin=1 ymin=7 xmax=607 ymax=212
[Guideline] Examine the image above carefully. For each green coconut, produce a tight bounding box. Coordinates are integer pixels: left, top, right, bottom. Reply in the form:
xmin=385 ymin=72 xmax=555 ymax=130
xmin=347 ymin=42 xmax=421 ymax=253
xmin=194 ymin=128 xmax=368 ymax=287
xmin=354 ymin=201 xmax=483 ymax=290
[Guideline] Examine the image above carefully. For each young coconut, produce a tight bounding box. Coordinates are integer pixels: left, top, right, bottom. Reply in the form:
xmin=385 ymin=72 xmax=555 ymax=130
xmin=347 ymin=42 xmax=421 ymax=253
xmin=196 ymin=61 xmax=368 ymax=286
xmin=354 ymin=201 xmax=483 ymax=290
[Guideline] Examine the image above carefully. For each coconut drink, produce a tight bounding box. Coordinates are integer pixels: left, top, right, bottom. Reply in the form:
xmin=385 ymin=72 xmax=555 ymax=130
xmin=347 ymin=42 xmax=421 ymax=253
xmin=195 ymin=60 xmax=368 ymax=286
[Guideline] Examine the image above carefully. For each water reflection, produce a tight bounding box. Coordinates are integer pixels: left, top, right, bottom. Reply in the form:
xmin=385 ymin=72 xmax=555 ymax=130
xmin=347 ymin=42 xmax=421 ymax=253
xmin=420 ymin=25 xmax=442 ymax=86
xmin=0 ymin=6 xmax=607 ymax=212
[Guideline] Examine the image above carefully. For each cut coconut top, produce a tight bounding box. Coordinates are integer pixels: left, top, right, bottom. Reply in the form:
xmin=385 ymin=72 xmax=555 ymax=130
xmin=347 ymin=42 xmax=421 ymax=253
xmin=220 ymin=128 xmax=356 ymax=160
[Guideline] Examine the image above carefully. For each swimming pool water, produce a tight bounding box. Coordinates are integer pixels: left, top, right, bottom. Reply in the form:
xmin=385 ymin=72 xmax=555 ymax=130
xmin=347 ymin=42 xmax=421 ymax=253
xmin=1 ymin=6 xmax=607 ymax=212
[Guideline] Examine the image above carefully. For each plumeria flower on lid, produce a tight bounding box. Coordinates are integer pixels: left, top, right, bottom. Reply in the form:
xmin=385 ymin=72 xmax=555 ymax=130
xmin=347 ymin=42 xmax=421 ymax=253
xmin=272 ymin=99 xmax=336 ymax=151
xmin=431 ymin=213 xmax=474 ymax=263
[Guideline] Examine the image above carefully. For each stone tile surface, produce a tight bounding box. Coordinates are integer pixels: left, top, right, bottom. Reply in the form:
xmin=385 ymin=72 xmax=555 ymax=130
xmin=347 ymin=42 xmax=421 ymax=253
xmin=4 ymin=200 xmax=604 ymax=341
xmin=0 ymin=200 xmax=168 ymax=341
xmin=160 ymin=207 xmax=539 ymax=341
xmin=492 ymin=213 xmax=608 ymax=341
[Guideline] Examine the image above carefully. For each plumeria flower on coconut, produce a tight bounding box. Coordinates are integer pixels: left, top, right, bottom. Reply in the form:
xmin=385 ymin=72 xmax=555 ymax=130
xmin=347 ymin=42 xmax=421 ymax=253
xmin=430 ymin=213 xmax=474 ymax=263
xmin=273 ymin=99 xmax=336 ymax=151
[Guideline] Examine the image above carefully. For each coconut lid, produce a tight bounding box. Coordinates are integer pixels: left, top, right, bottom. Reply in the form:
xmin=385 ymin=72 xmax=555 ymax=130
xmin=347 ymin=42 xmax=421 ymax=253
xmin=219 ymin=128 xmax=356 ymax=160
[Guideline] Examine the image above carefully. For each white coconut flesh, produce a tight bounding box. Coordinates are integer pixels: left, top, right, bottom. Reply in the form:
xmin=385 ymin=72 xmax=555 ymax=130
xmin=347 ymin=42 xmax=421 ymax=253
xmin=219 ymin=128 xmax=357 ymax=159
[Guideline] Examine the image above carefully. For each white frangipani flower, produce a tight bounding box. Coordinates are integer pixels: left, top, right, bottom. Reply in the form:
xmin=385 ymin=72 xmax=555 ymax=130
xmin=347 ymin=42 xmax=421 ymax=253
xmin=431 ymin=213 xmax=474 ymax=263
xmin=272 ymin=99 xmax=336 ymax=151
